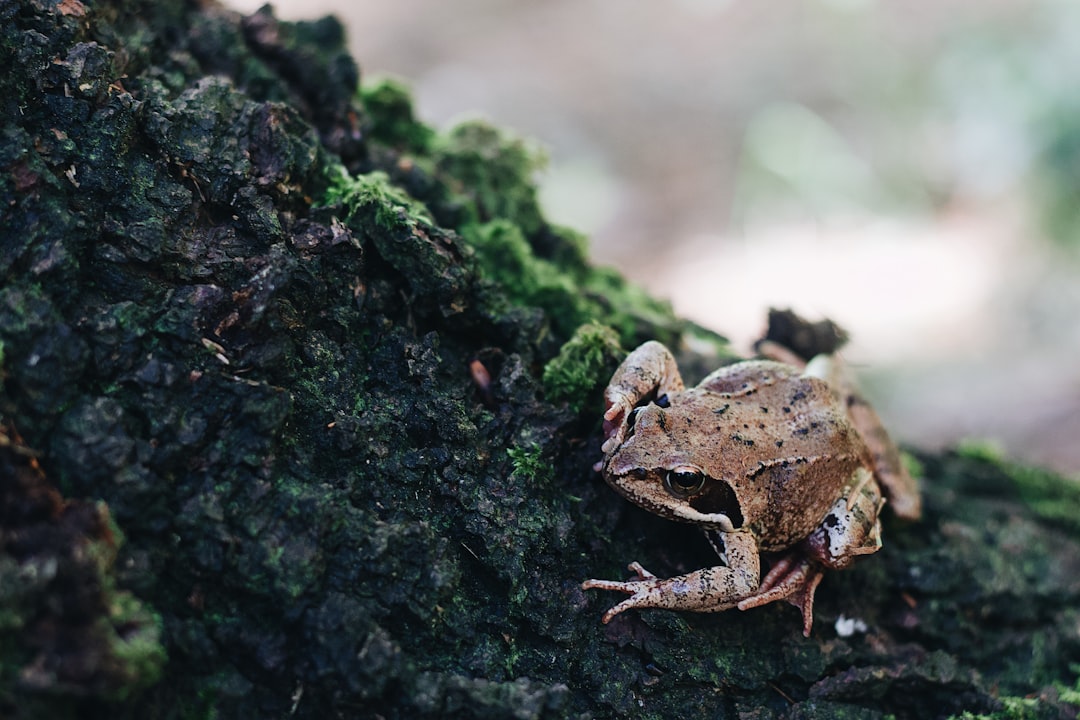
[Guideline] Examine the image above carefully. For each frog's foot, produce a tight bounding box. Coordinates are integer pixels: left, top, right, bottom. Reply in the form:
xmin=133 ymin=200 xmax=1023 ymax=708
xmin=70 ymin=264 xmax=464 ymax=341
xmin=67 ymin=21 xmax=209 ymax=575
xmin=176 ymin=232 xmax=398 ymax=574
xmin=582 ymin=562 xmax=668 ymax=623
xmin=584 ymin=533 xmax=761 ymax=624
xmin=600 ymin=393 xmax=636 ymax=453
xmin=736 ymin=555 xmax=824 ymax=637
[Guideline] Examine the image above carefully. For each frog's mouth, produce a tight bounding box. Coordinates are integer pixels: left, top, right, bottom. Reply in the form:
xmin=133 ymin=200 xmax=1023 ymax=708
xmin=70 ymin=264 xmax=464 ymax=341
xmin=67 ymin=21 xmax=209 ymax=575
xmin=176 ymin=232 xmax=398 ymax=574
xmin=669 ymin=503 xmax=740 ymax=533
xmin=605 ymin=468 xmax=744 ymax=534
xmin=684 ymin=478 xmax=744 ymax=530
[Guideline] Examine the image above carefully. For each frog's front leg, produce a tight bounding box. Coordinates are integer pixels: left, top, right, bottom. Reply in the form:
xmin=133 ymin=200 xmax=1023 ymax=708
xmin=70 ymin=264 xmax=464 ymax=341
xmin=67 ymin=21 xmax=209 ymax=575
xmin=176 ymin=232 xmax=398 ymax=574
xmin=582 ymin=531 xmax=760 ymax=623
xmin=601 ymin=341 xmax=685 ymax=453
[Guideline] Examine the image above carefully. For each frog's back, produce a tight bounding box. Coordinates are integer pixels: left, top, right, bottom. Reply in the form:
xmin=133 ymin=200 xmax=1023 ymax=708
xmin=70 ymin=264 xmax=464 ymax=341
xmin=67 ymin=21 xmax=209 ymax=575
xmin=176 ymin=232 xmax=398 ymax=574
xmin=688 ymin=370 xmax=871 ymax=550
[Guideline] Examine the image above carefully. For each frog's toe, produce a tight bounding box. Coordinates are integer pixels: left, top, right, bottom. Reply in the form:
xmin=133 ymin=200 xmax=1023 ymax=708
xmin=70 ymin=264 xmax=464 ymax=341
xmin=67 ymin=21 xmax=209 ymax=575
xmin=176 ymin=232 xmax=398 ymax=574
xmin=737 ymin=558 xmax=825 ymax=637
xmin=581 ymin=578 xmax=663 ymax=623
xmin=581 ymin=578 xmax=626 ymax=593
xmin=599 ymin=595 xmax=646 ymax=624
xmin=626 ymin=561 xmax=657 ymax=580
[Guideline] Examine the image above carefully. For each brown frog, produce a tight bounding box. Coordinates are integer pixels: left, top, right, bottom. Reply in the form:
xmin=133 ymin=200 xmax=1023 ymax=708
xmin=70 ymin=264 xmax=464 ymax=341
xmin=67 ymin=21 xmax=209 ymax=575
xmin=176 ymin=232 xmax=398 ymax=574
xmin=581 ymin=332 xmax=920 ymax=636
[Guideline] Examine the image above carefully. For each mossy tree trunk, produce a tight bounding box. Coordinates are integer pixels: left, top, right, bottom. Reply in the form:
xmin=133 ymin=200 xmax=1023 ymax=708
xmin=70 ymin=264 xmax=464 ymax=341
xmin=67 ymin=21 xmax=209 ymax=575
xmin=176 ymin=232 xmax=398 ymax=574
xmin=1 ymin=1 xmax=1078 ymax=718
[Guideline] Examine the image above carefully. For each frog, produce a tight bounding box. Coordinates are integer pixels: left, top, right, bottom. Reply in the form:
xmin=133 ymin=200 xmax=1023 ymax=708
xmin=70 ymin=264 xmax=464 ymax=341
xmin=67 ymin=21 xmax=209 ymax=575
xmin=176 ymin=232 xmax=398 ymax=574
xmin=581 ymin=326 xmax=921 ymax=636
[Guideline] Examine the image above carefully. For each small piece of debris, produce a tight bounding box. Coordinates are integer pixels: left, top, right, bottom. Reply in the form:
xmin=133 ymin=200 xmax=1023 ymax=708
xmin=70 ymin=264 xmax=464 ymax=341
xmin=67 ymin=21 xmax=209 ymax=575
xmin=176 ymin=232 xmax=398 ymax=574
xmin=834 ymin=614 xmax=868 ymax=638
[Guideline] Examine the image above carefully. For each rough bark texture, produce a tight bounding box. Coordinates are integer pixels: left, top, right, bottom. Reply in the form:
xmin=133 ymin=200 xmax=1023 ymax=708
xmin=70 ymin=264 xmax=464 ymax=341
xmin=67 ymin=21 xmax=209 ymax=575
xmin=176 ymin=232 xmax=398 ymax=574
xmin=2 ymin=1 xmax=1079 ymax=718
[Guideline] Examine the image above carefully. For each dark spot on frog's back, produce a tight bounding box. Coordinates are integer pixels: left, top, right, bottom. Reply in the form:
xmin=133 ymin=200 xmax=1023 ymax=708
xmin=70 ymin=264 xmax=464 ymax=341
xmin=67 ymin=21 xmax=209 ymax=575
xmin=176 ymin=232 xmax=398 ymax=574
xmin=691 ymin=480 xmax=744 ymax=528
xmin=790 ymin=390 xmax=807 ymax=403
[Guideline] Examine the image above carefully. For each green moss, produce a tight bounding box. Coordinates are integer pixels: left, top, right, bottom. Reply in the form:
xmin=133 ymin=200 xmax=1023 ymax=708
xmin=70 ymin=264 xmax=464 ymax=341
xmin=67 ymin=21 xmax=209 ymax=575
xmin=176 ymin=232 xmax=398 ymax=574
xmin=332 ymin=93 xmax=693 ymax=352
xmin=464 ymin=220 xmax=558 ymax=293
xmin=957 ymin=441 xmax=1080 ymax=537
xmin=92 ymin=510 xmax=167 ymax=701
xmin=1057 ymin=666 xmax=1080 ymax=705
xmin=950 ymin=696 xmax=1046 ymax=720
xmin=463 ymin=219 xmax=587 ymax=337
xmin=324 ymin=166 xmax=434 ymax=230
xmin=360 ymin=77 xmax=435 ymax=154
xmin=954 ymin=438 xmax=1008 ymax=464
xmin=581 ymin=266 xmax=684 ymax=348
xmin=507 ymin=443 xmax=552 ymax=484
xmin=103 ymin=595 xmax=166 ymax=702
xmin=542 ymin=322 xmax=623 ymax=412
xmin=1007 ymin=463 xmax=1080 ymax=536
xmin=901 ymin=449 xmax=925 ymax=481
xmin=434 ymin=119 xmax=546 ymax=236
xmin=461 ymin=217 xmax=694 ymax=350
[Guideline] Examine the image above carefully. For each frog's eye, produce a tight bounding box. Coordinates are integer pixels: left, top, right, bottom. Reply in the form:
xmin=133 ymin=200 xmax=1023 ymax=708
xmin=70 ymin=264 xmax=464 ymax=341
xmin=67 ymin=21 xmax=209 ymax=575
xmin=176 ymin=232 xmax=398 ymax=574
xmin=664 ymin=468 xmax=706 ymax=498
xmin=625 ymin=407 xmax=642 ymax=437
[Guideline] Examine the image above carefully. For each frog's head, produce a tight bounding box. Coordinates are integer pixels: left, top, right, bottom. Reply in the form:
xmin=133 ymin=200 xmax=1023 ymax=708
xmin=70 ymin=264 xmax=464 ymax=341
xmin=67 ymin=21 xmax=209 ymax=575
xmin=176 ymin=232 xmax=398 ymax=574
xmin=601 ymin=402 xmax=746 ymax=533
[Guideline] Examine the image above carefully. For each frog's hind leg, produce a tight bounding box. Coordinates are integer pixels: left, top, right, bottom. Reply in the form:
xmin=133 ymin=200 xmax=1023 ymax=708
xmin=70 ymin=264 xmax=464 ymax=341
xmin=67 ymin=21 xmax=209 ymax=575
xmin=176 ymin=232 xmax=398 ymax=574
xmin=742 ymin=467 xmax=885 ymax=636
xmin=769 ymin=347 xmax=922 ymax=521
xmin=844 ymin=389 xmax=922 ymax=519
xmin=737 ymin=555 xmax=824 ymax=638
xmin=819 ymin=355 xmax=920 ymax=519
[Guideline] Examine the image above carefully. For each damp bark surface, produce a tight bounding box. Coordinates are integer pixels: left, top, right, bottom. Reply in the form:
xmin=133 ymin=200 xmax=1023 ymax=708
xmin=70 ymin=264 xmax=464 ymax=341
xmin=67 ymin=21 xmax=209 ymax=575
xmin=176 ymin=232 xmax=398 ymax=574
xmin=1 ymin=1 xmax=1079 ymax=718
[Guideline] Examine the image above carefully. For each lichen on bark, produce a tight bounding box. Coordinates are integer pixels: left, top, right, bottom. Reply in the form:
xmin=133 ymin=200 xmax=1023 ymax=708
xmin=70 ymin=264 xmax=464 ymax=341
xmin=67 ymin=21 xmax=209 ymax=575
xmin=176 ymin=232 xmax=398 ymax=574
xmin=1 ymin=1 xmax=1079 ymax=719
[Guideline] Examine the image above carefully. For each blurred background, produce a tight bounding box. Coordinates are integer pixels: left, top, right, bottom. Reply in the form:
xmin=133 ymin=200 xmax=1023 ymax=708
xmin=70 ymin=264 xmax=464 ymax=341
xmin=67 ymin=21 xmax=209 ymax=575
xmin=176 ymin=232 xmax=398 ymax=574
xmin=227 ymin=0 xmax=1080 ymax=474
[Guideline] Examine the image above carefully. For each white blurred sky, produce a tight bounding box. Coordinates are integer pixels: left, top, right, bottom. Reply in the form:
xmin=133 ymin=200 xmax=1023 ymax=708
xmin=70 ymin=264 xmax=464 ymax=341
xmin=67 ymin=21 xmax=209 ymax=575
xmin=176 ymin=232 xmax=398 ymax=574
xmin=226 ymin=0 xmax=1080 ymax=473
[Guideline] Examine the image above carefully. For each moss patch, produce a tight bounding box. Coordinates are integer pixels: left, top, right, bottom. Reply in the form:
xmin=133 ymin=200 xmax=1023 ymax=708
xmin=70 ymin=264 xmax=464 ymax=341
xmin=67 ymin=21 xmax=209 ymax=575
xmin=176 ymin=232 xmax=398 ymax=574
xmin=0 ymin=426 xmax=164 ymax=706
xmin=360 ymin=77 xmax=436 ymax=154
xmin=542 ymin=322 xmax=624 ymax=413
xmin=325 ymin=166 xmax=435 ymax=229
xmin=956 ymin=442 xmax=1080 ymax=538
